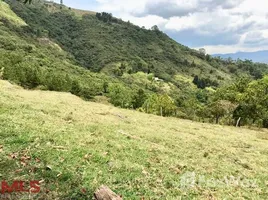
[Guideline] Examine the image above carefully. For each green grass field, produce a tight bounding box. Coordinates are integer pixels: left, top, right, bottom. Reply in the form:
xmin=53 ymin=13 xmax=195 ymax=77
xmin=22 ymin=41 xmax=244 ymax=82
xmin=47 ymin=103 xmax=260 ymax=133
xmin=1 ymin=79 xmax=268 ymax=199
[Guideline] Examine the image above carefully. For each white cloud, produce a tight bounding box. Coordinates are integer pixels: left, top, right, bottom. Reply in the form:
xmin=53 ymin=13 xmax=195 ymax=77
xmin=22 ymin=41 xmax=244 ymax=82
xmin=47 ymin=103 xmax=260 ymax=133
xmin=63 ymin=0 xmax=268 ymax=54
xmin=197 ymin=44 xmax=268 ymax=54
xmin=120 ymin=14 xmax=168 ymax=29
xmin=95 ymin=0 xmax=147 ymax=14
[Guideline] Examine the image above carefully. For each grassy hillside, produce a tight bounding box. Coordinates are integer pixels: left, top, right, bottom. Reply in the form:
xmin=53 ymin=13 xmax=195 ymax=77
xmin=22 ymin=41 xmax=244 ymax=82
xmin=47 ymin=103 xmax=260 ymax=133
xmin=0 ymin=1 xmax=26 ymax=26
xmin=0 ymin=2 xmax=268 ymax=199
xmin=1 ymin=79 xmax=268 ymax=199
xmin=0 ymin=1 xmax=189 ymax=99
xmin=0 ymin=1 xmax=123 ymax=100
xmin=0 ymin=0 xmax=205 ymax=122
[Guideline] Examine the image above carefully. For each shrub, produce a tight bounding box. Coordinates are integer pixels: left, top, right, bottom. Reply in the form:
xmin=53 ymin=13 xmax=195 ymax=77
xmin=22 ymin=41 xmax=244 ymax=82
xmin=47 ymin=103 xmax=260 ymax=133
xmin=108 ymin=84 xmax=133 ymax=108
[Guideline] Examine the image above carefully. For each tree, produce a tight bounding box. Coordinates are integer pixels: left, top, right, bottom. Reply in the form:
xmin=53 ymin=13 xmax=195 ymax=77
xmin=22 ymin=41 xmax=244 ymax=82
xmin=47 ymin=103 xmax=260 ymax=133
xmin=193 ymin=75 xmax=219 ymax=89
xmin=238 ymin=76 xmax=268 ymax=127
xmin=199 ymin=48 xmax=206 ymax=55
xmin=46 ymin=73 xmax=70 ymax=92
xmin=70 ymin=80 xmax=81 ymax=95
xmin=205 ymin=54 xmax=212 ymax=61
xmin=209 ymin=100 xmax=237 ymax=124
xmin=143 ymin=94 xmax=176 ymax=117
xmin=96 ymin=12 xmax=113 ymax=23
xmin=3 ymin=60 xmax=41 ymax=89
xmin=103 ymin=82 xmax=109 ymax=93
xmin=151 ymin=25 xmax=160 ymax=32
xmin=132 ymin=89 xmax=147 ymax=109
xmin=193 ymin=75 xmax=199 ymax=86
xmin=158 ymin=94 xmax=177 ymax=117
xmin=15 ymin=0 xmax=32 ymax=4
xmin=108 ymin=84 xmax=133 ymax=108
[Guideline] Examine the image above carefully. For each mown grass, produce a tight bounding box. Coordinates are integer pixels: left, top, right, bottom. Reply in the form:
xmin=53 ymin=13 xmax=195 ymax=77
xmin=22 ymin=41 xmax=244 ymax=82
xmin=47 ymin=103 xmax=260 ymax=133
xmin=1 ymin=80 xmax=268 ymax=199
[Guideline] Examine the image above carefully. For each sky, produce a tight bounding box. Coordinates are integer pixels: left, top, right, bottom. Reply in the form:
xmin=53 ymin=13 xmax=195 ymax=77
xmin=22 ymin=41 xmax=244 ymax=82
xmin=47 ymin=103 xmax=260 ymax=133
xmin=53 ymin=0 xmax=268 ymax=54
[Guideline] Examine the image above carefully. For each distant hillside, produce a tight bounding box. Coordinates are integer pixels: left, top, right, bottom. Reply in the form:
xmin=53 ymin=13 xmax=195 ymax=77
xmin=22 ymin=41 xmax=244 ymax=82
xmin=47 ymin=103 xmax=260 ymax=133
xmin=214 ymin=50 xmax=268 ymax=64
xmin=6 ymin=0 xmax=268 ymax=86
xmin=1 ymin=0 xmax=268 ymax=127
xmin=0 ymin=0 xmax=114 ymax=99
xmin=44 ymin=1 xmax=96 ymax=17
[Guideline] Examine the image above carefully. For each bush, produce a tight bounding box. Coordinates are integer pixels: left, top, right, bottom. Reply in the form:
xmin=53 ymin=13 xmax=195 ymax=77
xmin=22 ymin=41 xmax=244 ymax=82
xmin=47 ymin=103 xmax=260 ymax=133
xmin=143 ymin=94 xmax=177 ymax=117
xmin=108 ymin=84 xmax=133 ymax=108
xmin=3 ymin=61 xmax=41 ymax=89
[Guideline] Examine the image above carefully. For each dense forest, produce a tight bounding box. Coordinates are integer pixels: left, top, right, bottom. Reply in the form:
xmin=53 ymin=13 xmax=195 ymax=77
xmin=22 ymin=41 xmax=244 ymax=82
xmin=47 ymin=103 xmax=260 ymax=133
xmin=0 ymin=0 xmax=267 ymax=128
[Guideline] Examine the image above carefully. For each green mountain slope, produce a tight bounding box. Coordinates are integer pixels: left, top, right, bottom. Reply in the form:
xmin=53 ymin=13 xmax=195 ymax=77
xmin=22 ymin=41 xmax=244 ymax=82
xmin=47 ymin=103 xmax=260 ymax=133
xmin=0 ymin=1 xmax=267 ymax=127
xmin=6 ymin=0 xmax=268 ymax=85
xmin=0 ymin=1 xmax=119 ymax=99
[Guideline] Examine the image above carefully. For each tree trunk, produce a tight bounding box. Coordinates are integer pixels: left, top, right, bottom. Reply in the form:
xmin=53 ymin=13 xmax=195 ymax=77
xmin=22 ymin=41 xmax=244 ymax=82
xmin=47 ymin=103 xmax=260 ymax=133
xmin=263 ymin=119 xmax=268 ymax=128
xmin=94 ymin=186 xmax=122 ymax=200
xmin=216 ymin=116 xmax=220 ymax=124
xmin=236 ymin=117 xmax=241 ymax=127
